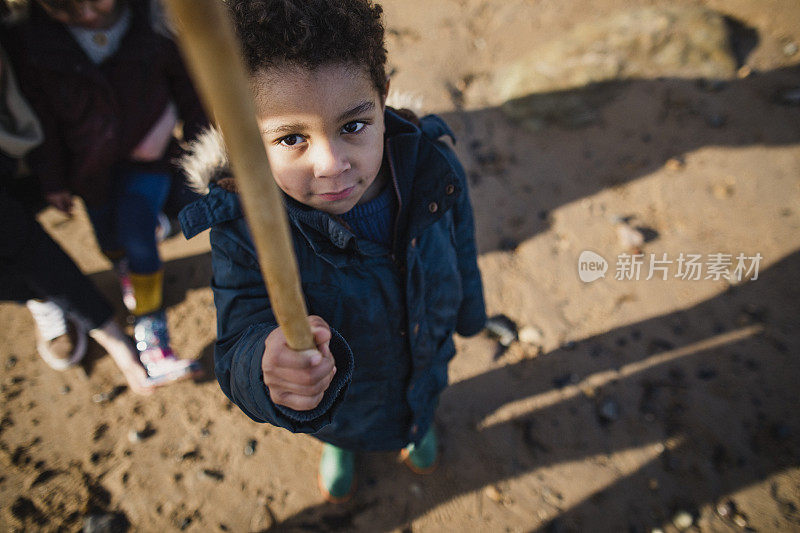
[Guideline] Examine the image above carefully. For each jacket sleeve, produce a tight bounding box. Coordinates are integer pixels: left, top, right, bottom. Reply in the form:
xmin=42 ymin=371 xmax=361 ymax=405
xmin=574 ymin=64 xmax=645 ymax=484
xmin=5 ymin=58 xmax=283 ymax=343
xmin=436 ymin=140 xmax=487 ymax=337
xmin=209 ymin=218 xmax=354 ymax=433
xmin=11 ymin=61 xmax=70 ymax=196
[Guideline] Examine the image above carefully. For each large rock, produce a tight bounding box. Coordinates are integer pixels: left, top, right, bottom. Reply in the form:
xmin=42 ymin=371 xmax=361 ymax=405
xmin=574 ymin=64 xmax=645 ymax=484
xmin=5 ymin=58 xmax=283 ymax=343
xmin=494 ymin=6 xmax=738 ymax=129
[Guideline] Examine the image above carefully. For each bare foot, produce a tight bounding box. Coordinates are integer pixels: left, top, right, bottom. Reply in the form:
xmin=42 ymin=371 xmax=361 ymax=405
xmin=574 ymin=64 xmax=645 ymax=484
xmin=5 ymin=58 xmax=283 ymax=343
xmin=90 ymin=319 xmax=154 ymax=396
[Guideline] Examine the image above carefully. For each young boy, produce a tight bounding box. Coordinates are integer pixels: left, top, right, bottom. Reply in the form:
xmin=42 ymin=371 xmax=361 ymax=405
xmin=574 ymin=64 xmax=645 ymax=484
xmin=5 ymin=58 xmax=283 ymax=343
xmin=179 ymin=0 xmax=486 ymax=501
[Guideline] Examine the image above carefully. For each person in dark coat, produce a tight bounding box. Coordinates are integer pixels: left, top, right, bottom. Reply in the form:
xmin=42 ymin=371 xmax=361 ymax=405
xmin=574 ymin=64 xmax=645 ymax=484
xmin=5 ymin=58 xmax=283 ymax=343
xmin=178 ymin=0 xmax=486 ymax=502
xmin=9 ymin=0 xmax=207 ymax=384
xmin=0 ymin=36 xmax=152 ymax=394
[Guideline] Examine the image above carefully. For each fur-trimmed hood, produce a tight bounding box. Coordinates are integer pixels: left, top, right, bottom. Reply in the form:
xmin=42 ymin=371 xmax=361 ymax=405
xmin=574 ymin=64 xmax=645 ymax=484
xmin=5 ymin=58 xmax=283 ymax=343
xmin=179 ymin=126 xmax=231 ymax=195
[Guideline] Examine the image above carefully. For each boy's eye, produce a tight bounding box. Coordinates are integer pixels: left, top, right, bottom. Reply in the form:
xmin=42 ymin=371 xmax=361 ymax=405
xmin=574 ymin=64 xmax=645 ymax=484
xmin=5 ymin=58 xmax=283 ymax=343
xmin=341 ymin=121 xmax=366 ymax=134
xmin=278 ymin=134 xmax=306 ymax=147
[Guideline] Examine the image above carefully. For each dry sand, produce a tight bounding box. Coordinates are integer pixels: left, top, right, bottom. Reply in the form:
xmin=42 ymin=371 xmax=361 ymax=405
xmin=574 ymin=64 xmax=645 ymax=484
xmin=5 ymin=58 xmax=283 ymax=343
xmin=1 ymin=0 xmax=799 ymax=531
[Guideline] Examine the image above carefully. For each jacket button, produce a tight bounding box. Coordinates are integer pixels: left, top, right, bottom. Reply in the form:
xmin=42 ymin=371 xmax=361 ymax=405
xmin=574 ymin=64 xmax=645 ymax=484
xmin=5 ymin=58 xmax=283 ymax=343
xmin=428 ymin=202 xmax=438 ymax=213
xmin=413 ymin=323 xmax=420 ymax=336
xmin=445 ymin=184 xmax=455 ymax=195
xmin=410 ymin=237 xmax=417 ymax=248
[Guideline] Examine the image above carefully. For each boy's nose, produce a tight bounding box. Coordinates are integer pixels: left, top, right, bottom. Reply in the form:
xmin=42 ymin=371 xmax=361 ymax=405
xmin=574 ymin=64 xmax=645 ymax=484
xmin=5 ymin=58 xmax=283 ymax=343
xmin=312 ymin=140 xmax=351 ymax=179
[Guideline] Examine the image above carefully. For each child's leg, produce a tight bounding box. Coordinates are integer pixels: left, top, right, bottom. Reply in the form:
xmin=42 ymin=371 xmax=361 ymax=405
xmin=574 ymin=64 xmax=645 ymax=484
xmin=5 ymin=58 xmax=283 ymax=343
xmin=318 ymin=443 xmax=356 ymax=503
xmin=113 ymin=168 xmax=201 ymax=384
xmin=400 ymin=425 xmax=438 ymax=474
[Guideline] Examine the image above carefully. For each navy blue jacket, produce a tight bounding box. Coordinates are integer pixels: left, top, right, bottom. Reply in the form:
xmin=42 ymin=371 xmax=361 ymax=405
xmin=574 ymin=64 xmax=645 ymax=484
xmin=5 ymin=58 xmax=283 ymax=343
xmin=180 ymin=109 xmax=486 ymax=451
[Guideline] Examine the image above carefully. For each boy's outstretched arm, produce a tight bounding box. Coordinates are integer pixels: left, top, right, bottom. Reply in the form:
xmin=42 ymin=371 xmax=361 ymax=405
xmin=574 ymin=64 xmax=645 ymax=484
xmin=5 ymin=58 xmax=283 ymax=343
xmin=210 ymin=224 xmax=353 ymax=432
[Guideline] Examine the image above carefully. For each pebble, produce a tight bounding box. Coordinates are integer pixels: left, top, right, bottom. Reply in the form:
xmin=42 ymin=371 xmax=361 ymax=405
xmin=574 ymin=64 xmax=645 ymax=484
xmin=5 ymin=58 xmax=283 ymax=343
xmin=485 ymin=315 xmax=518 ymax=347
xmin=484 ymin=485 xmax=505 ymax=504
xmin=737 ymin=65 xmax=752 ymax=78
xmin=60 ymin=385 xmax=71 ymax=395
xmin=716 ymin=499 xmax=736 ymax=518
xmin=597 ymin=398 xmax=621 ymax=424
xmin=127 ymin=430 xmax=145 ymax=443
xmin=616 ymin=222 xmax=645 ymax=250
xmin=706 ymin=113 xmax=727 ymax=128
xmin=778 ymin=87 xmax=800 ymax=106
xmin=712 ymin=183 xmax=735 ymax=199
xmin=665 ymin=157 xmax=684 ymax=171
xmin=732 ymin=512 xmax=749 ymax=528
xmin=672 ymin=510 xmax=694 ymax=530
xmin=198 ymin=469 xmax=225 ymax=482
xmin=5 ymin=356 xmax=17 ymax=370
xmin=783 ymin=41 xmax=798 ymax=56
xmin=83 ymin=513 xmax=129 ymax=533
xmin=518 ymin=326 xmax=544 ymax=346
xmin=244 ymin=439 xmax=257 ymax=456
xmin=552 ymin=374 xmax=578 ymax=389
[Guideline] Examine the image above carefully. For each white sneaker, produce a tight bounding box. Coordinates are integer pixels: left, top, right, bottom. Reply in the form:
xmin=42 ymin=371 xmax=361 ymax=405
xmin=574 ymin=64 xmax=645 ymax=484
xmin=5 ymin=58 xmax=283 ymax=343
xmin=26 ymin=299 xmax=87 ymax=370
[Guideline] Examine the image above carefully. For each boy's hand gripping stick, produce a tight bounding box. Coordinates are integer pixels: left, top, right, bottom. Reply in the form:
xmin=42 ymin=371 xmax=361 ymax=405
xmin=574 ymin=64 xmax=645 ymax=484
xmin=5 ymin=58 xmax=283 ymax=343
xmin=164 ymin=0 xmax=315 ymax=351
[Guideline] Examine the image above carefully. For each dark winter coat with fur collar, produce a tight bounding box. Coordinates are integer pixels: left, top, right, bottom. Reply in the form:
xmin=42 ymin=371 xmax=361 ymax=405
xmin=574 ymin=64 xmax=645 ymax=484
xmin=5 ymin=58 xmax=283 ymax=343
xmin=179 ymin=109 xmax=485 ymax=450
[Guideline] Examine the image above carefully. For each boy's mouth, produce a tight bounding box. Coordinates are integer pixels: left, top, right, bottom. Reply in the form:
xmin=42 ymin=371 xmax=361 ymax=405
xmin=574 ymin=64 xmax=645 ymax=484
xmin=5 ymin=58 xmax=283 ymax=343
xmin=318 ymin=186 xmax=355 ymax=202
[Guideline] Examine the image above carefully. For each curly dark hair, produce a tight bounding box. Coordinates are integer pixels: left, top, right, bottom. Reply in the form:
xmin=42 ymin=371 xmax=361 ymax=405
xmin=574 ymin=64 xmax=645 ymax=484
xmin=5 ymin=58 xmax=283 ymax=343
xmin=227 ymin=0 xmax=387 ymax=95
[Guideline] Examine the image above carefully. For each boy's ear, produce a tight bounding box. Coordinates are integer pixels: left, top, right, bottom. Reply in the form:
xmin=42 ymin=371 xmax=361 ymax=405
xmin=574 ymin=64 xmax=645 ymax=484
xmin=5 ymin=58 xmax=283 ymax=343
xmin=381 ymin=78 xmax=391 ymax=108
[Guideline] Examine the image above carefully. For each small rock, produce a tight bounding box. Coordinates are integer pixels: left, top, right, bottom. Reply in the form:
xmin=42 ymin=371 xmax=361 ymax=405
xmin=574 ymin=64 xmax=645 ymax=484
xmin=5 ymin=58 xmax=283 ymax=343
xmin=127 ymin=426 xmax=154 ymax=443
xmin=783 ymin=41 xmax=798 ymax=57
xmin=712 ymin=183 xmax=734 ymax=199
xmin=552 ymin=374 xmax=578 ymax=389
xmin=484 ymin=485 xmax=505 ymax=504
xmin=665 ymin=157 xmax=684 ymax=171
xmin=732 ymin=512 xmax=748 ymax=528
xmin=244 ymin=439 xmax=257 ymax=456
xmin=5 ymin=356 xmax=17 ymax=370
xmin=737 ymin=65 xmax=752 ymax=78
xmin=83 ymin=512 xmax=129 ymax=533
xmin=777 ymin=87 xmax=800 ymax=106
xmin=485 ymin=315 xmax=518 ymax=347
xmin=616 ymin=221 xmax=645 ymax=250
xmin=706 ymin=113 xmax=727 ymax=128
xmin=716 ymin=499 xmax=736 ymax=518
xmin=518 ymin=326 xmax=544 ymax=346
xmin=60 ymin=385 xmax=71 ymax=395
xmin=672 ymin=510 xmax=694 ymax=530
xmin=198 ymin=469 xmax=225 ymax=482
xmin=597 ymin=398 xmax=621 ymax=425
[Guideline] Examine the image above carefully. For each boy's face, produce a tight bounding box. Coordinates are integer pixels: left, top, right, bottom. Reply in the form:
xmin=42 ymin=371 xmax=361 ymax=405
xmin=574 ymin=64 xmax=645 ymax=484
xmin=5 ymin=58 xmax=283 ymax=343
xmin=38 ymin=0 xmax=120 ymax=30
xmin=252 ymin=64 xmax=387 ymax=216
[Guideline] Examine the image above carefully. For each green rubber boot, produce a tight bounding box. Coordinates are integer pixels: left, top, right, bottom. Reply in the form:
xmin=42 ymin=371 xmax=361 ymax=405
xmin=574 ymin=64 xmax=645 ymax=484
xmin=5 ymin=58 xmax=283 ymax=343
xmin=318 ymin=444 xmax=356 ymax=503
xmin=401 ymin=426 xmax=438 ymax=474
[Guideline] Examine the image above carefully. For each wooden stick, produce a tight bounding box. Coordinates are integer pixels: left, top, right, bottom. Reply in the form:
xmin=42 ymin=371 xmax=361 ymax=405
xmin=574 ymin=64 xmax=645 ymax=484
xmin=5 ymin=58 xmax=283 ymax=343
xmin=164 ymin=0 xmax=315 ymax=351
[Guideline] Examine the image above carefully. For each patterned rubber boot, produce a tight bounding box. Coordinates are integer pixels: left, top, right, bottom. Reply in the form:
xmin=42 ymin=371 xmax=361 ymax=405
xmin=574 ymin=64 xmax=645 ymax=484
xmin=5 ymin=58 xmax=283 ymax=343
xmin=318 ymin=444 xmax=356 ymax=503
xmin=113 ymin=258 xmax=137 ymax=312
xmin=400 ymin=425 xmax=439 ymax=474
xmin=133 ymin=310 xmax=202 ymax=386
